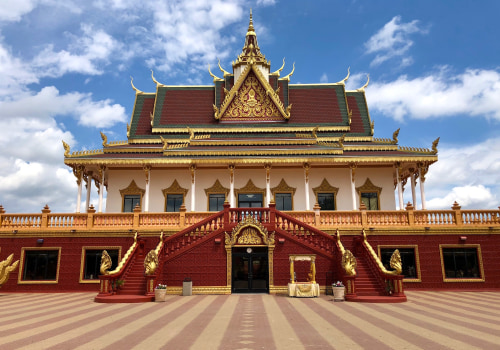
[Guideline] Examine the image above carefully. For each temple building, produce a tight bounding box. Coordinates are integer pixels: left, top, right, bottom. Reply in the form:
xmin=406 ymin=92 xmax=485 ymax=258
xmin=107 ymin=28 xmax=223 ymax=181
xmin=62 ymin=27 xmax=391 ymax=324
xmin=0 ymin=13 xmax=499 ymax=302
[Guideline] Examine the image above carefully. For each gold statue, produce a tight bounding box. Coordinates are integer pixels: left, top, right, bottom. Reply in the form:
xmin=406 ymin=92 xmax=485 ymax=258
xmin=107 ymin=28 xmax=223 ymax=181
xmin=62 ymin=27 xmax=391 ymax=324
xmin=100 ymin=250 xmax=112 ymax=275
xmin=341 ymin=249 xmax=357 ymax=276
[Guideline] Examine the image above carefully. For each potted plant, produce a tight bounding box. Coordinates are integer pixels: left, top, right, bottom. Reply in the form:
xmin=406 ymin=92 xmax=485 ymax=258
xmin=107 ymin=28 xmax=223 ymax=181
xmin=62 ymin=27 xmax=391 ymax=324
xmin=155 ymin=283 xmax=167 ymax=302
xmin=332 ymin=281 xmax=345 ymax=302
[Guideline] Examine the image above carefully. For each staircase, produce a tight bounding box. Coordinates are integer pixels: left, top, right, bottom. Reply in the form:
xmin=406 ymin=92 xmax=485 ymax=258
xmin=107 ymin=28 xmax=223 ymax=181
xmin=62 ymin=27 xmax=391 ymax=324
xmin=353 ymin=255 xmax=385 ymax=296
xmin=116 ymin=256 xmax=147 ymax=296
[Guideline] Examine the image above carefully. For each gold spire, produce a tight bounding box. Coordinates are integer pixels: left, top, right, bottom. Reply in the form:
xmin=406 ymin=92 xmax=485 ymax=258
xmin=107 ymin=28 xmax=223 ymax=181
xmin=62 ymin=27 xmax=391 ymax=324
xmin=232 ymin=9 xmax=270 ymax=69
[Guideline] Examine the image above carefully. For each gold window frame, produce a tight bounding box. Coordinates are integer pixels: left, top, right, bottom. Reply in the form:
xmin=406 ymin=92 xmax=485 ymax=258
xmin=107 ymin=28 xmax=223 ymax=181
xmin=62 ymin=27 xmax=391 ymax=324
xmin=204 ymin=179 xmax=229 ymax=211
xmin=162 ymin=179 xmax=188 ymax=212
xmin=439 ymin=244 xmax=485 ymax=282
xmin=18 ymin=247 xmax=62 ymax=284
xmin=79 ymin=246 xmax=122 ymax=284
xmin=356 ymin=178 xmax=382 ymax=210
xmin=377 ymin=245 xmax=421 ymax=282
xmin=312 ymin=178 xmax=339 ymax=210
xmin=271 ymin=178 xmax=296 ymax=211
xmin=235 ymin=179 xmax=265 ymax=207
xmin=120 ymin=180 xmax=145 ymax=212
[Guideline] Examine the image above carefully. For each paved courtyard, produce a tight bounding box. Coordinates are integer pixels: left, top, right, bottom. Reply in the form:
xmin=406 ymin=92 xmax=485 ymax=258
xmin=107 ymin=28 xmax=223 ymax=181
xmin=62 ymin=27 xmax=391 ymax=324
xmin=0 ymin=291 xmax=499 ymax=349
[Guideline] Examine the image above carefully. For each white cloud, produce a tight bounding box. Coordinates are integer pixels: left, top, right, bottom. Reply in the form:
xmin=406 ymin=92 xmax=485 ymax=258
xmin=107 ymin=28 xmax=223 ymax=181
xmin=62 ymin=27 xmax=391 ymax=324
xmin=257 ymin=0 xmax=277 ymax=5
xmin=319 ymin=73 xmax=328 ymax=83
xmin=365 ymin=15 xmax=427 ymax=67
xmin=32 ymin=24 xmax=120 ymax=77
xmin=367 ymin=67 xmax=500 ymax=121
xmin=0 ymin=0 xmax=37 ymax=22
xmin=420 ymin=138 xmax=500 ymax=209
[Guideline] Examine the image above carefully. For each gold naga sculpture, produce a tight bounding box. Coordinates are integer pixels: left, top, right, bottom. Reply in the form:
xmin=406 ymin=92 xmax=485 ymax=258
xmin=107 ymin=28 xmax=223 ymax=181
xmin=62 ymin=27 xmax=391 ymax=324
xmin=388 ymin=249 xmax=403 ymax=275
xmin=341 ymin=250 xmax=357 ymax=276
xmin=144 ymin=232 xmax=164 ymax=275
xmin=0 ymin=248 xmax=19 ymax=287
xmin=100 ymin=250 xmax=112 ymax=275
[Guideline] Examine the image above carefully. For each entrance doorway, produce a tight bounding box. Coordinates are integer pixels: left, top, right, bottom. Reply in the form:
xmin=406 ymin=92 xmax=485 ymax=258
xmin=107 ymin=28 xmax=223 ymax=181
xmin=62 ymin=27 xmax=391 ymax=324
xmin=232 ymin=247 xmax=269 ymax=293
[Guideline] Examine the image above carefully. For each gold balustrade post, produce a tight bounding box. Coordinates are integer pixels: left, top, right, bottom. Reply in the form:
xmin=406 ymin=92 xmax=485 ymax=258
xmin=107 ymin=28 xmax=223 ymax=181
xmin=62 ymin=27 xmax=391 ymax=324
xmin=87 ymin=205 xmax=96 ymax=229
xmin=179 ymin=204 xmax=186 ymax=229
xmin=360 ymin=202 xmax=367 ymax=226
xmin=405 ymin=202 xmax=415 ymax=226
xmin=0 ymin=205 xmax=5 ymax=228
xmin=133 ymin=204 xmax=141 ymax=229
xmin=452 ymin=201 xmax=463 ymax=226
xmin=41 ymin=204 xmax=51 ymax=228
xmin=313 ymin=202 xmax=321 ymax=227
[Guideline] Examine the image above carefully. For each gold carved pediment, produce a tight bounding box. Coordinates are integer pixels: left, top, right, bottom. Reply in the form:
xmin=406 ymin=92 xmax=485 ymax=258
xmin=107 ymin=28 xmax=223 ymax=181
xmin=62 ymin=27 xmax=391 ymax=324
xmin=226 ymin=215 xmax=275 ymax=246
xmin=312 ymin=178 xmax=339 ymax=195
xmin=204 ymin=179 xmax=229 ymax=196
xmin=356 ymin=178 xmax=382 ymax=194
xmin=271 ymin=178 xmax=296 ymax=196
xmin=119 ymin=180 xmax=145 ymax=196
xmin=215 ymin=64 xmax=290 ymax=122
xmin=161 ymin=179 xmax=188 ymax=197
xmin=236 ymin=179 xmax=265 ymax=194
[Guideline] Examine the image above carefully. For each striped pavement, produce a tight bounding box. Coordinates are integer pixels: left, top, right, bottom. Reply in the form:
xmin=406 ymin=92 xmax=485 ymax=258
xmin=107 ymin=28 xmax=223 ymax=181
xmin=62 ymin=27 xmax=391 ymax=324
xmin=0 ymin=291 xmax=499 ymax=349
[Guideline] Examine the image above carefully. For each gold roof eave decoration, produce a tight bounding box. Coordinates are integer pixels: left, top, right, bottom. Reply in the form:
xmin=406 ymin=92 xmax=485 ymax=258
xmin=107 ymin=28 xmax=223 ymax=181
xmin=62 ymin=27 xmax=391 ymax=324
xmin=64 ymin=154 xmax=438 ymax=168
xmin=151 ymin=125 xmax=351 ymax=134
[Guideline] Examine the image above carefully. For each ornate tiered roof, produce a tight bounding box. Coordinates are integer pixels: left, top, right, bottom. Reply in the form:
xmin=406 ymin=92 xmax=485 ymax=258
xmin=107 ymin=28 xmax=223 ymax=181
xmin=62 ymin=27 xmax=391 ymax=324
xmin=64 ymin=12 xmax=438 ymax=181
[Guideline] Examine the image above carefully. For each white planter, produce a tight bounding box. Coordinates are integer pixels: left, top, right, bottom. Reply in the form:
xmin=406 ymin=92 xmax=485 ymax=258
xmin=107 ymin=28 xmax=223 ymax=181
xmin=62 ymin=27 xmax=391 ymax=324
xmin=332 ymin=286 xmax=345 ymax=301
xmin=155 ymin=288 xmax=167 ymax=302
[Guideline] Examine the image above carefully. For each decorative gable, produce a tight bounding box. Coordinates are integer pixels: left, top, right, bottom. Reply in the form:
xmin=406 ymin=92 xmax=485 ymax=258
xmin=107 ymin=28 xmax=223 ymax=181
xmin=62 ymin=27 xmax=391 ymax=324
xmin=214 ymin=64 xmax=291 ymax=122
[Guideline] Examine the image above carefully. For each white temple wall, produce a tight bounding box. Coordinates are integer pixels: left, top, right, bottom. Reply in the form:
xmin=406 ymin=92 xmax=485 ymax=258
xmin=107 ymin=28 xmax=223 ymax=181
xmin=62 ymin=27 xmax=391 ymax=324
xmin=106 ymin=169 xmax=146 ymax=212
xmin=308 ymin=167 xmax=352 ymax=210
xmin=354 ymin=167 xmax=396 ymax=210
xmin=148 ymin=168 xmax=192 ymax=212
xmin=268 ymin=167 xmax=306 ymax=210
xmin=194 ymin=168 xmax=231 ymax=211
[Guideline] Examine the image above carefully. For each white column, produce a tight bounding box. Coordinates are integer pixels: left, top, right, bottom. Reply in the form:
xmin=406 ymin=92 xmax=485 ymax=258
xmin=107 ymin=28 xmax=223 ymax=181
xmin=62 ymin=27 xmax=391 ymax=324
xmin=144 ymin=165 xmax=151 ymax=212
xmin=229 ymin=164 xmax=235 ymax=207
xmin=265 ymin=164 xmax=271 ymax=207
xmin=304 ymin=163 xmax=310 ymax=210
xmin=75 ymin=166 xmax=83 ymax=213
xmin=395 ymin=166 xmax=404 ymax=210
xmin=85 ymin=171 xmax=92 ymax=212
xmin=97 ymin=166 xmax=105 ymax=213
xmin=350 ymin=165 xmax=357 ymax=210
xmin=190 ymin=165 xmax=196 ymax=212
xmin=419 ymin=166 xmax=427 ymax=210
xmin=410 ymin=171 xmax=417 ymax=208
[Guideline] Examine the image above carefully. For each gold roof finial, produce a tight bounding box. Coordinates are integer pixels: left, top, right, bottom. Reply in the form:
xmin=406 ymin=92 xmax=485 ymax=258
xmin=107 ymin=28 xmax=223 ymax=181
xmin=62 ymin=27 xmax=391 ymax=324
xmin=208 ymin=63 xmax=223 ymax=82
xmin=248 ymin=8 xmax=254 ymax=33
xmin=337 ymin=67 xmax=350 ymax=85
xmin=281 ymin=62 xmax=295 ymax=82
xmin=130 ymin=76 xmax=143 ymax=94
xmin=151 ymin=70 xmax=163 ymax=86
xmin=233 ymin=9 xmax=269 ymax=69
xmin=357 ymin=74 xmax=370 ymax=92
xmin=218 ymin=59 xmax=231 ymax=77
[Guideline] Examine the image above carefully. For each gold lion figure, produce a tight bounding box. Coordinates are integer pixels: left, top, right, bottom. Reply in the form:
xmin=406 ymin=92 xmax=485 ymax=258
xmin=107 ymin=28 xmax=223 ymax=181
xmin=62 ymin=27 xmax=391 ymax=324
xmin=100 ymin=250 xmax=112 ymax=275
xmin=341 ymin=249 xmax=357 ymax=276
xmin=144 ymin=250 xmax=159 ymax=275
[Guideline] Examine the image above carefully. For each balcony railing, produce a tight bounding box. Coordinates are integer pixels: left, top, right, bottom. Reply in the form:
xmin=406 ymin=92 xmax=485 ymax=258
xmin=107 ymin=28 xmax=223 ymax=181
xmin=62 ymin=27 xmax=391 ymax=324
xmin=0 ymin=203 xmax=498 ymax=232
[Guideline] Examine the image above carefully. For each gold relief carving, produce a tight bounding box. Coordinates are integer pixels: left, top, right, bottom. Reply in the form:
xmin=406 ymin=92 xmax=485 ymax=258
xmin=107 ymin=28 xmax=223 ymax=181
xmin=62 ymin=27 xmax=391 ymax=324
xmin=226 ymin=247 xmax=232 ymax=286
xmin=108 ymin=233 xmax=138 ymax=275
xmin=312 ymin=178 xmax=338 ymax=194
xmin=204 ymin=179 xmax=229 ymax=196
xmin=229 ymin=216 xmax=273 ymax=246
xmin=271 ymin=178 xmax=296 ymax=196
xmin=161 ymin=179 xmax=188 ymax=198
xmin=237 ymin=227 xmax=262 ymax=245
xmin=100 ymin=132 xmax=109 ymax=147
xmin=100 ymin=250 xmax=112 ymax=275
xmin=143 ymin=165 xmax=151 ymax=184
xmin=224 ymin=72 xmax=281 ymax=120
xmin=341 ymin=250 xmax=357 ymax=276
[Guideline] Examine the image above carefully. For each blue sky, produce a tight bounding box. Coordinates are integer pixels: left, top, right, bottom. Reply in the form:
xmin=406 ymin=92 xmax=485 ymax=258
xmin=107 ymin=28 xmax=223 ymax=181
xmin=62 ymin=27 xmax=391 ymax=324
xmin=0 ymin=0 xmax=499 ymax=213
